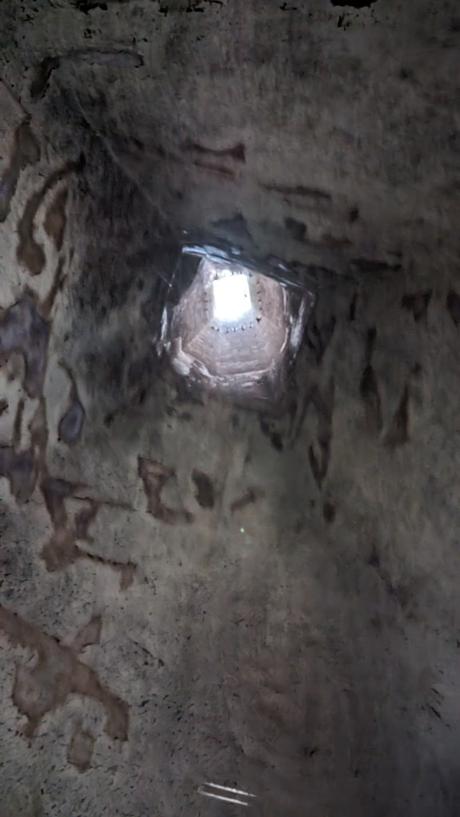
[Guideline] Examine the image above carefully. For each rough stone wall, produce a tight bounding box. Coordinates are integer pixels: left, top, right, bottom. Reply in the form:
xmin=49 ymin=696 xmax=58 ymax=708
xmin=0 ymin=1 xmax=460 ymax=816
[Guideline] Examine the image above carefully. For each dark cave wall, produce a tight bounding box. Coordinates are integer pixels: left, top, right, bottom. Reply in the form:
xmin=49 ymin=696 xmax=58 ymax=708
xmin=1 ymin=1 xmax=460 ymax=816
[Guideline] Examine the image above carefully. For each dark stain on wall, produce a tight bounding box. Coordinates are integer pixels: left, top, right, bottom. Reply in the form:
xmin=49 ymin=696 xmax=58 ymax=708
xmin=71 ymin=614 xmax=102 ymax=652
xmin=68 ymin=722 xmax=95 ymax=772
xmin=0 ymin=447 xmax=37 ymax=504
xmin=447 ymin=289 xmax=460 ymax=326
xmin=192 ymin=469 xmax=215 ymax=509
xmin=350 ymin=257 xmax=402 ymax=275
xmin=0 ymin=395 xmax=44 ymax=504
xmin=58 ymin=364 xmax=85 ymax=446
xmin=17 ymin=157 xmax=83 ymax=275
xmin=260 ymin=181 xmax=332 ymax=203
xmin=331 ymin=0 xmax=378 ymax=6
xmin=359 ymin=328 xmax=382 ymax=434
xmin=42 ymin=256 xmax=67 ymax=317
xmin=306 ymin=315 xmax=336 ymax=364
xmin=401 ymin=290 xmax=432 ymax=322
xmin=0 ymin=604 xmax=129 ymax=740
xmin=0 ymin=120 xmax=40 ymax=222
xmin=348 ymin=292 xmax=357 ymax=321
xmin=30 ymin=56 xmax=60 ymax=101
xmin=384 ymin=384 xmax=410 ymax=448
xmin=0 ymin=296 xmax=50 ymax=398
xmin=230 ymin=486 xmax=265 ymax=513
xmin=138 ymin=456 xmax=194 ymax=524
xmin=30 ymin=49 xmax=143 ymax=100
xmin=58 ymin=396 xmax=85 ymax=445
xmin=308 ymin=380 xmax=334 ymax=488
xmin=212 ymin=212 xmax=253 ymax=243
xmin=322 ymin=500 xmax=336 ymax=523
xmin=284 ymin=216 xmax=307 ymax=242
xmin=40 ymin=476 xmax=135 ymax=586
xmin=192 ymin=159 xmax=236 ymax=179
xmin=259 ymin=415 xmax=284 ymax=451
xmin=183 ymin=140 xmax=246 ymax=163
xmin=44 ymin=187 xmax=68 ymax=251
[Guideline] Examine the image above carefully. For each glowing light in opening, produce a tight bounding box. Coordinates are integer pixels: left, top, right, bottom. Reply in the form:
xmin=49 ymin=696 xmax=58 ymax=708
xmin=212 ymin=273 xmax=252 ymax=323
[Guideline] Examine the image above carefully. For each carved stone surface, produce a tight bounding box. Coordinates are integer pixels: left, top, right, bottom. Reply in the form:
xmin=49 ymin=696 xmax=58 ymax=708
xmin=0 ymin=2 xmax=459 ymax=817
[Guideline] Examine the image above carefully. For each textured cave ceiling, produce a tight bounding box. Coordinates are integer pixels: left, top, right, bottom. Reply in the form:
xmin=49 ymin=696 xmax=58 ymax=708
xmin=0 ymin=1 xmax=460 ymax=816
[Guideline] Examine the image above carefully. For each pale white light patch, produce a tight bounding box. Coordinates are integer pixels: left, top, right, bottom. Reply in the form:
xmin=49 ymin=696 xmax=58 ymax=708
xmin=197 ymin=782 xmax=257 ymax=808
xmin=212 ymin=273 xmax=252 ymax=323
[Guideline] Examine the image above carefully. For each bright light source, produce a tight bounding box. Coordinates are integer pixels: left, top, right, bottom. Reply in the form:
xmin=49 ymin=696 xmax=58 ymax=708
xmin=212 ymin=274 xmax=252 ymax=323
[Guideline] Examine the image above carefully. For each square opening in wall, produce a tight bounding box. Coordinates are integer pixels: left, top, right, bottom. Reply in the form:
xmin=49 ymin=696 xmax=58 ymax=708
xmin=159 ymin=242 xmax=315 ymax=409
